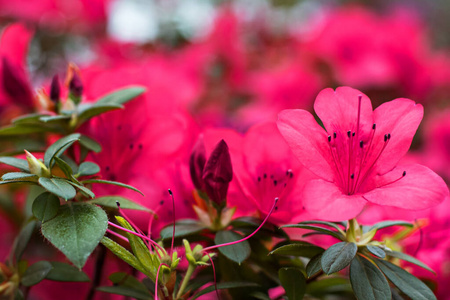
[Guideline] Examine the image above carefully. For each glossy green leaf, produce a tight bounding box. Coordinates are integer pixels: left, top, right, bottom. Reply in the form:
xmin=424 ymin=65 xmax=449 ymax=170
xmin=46 ymin=261 xmax=90 ymax=282
xmin=39 ymin=177 xmax=77 ymax=200
xmin=321 ymin=242 xmax=357 ymax=275
xmin=41 ymin=203 xmax=108 ymax=268
xmin=67 ymin=181 xmax=95 ymax=199
xmin=87 ymin=196 xmax=152 ymax=212
xmin=97 ymin=286 xmax=151 ymax=300
xmin=12 ymin=113 xmax=50 ymax=124
xmin=350 ymin=255 xmax=391 ymax=300
xmin=32 ymin=192 xmax=60 ymax=222
xmin=375 ymin=259 xmax=436 ymax=300
xmin=214 ymin=230 xmax=251 ymax=264
xmin=21 ymin=261 xmax=53 ymax=286
xmin=54 ymin=157 xmax=74 ymax=178
xmin=2 ymin=172 xmax=37 ymax=181
xmin=385 ymin=250 xmax=435 ymax=273
xmin=191 ymin=282 xmax=259 ymax=299
xmin=95 ymin=86 xmax=146 ymax=106
xmin=79 ymin=135 xmax=102 ymax=153
xmin=44 ymin=133 xmax=80 ymax=168
xmin=296 ymin=220 xmax=345 ymax=232
xmin=40 ymin=115 xmax=70 ymax=123
xmin=281 ymin=224 xmax=344 ymax=240
xmin=270 ymin=242 xmax=324 ymax=258
xmin=12 ymin=220 xmax=36 ymax=262
xmin=366 ymin=245 xmax=386 ymax=259
xmin=101 ymin=237 xmax=149 ymax=276
xmin=77 ymin=103 xmax=123 ymax=124
xmin=81 ymin=179 xmax=143 ymax=196
xmin=0 ymin=124 xmax=52 ymax=135
xmin=160 ymin=219 xmax=206 ymax=240
xmin=306 ymin=253 xmax=323 ymax=278
xmin=77 ymin=162 xmax=100 ymax=176
xmin=368 ymin=221 xmax=413 ymax=232
xmin=306 ymin=277 xmax=352 ymax=297
xmin=0 ymin=157 xmax=30 ymax=172
xmin=279 ymin=267 xmax=306 ymax=300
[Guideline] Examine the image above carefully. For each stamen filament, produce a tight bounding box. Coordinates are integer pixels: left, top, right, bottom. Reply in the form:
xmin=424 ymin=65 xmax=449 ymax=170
xmin=106 ymin=229 xmax=129 ymax=242
xmin=154 ymin=263 xmax=170 ymax=300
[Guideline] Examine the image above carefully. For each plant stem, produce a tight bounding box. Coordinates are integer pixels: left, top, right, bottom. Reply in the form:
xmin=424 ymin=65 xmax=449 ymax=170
xmin=176 ymin=263 xmax=196 ymax=299
xmin=85 ymin=244 xmax=106 ymax=300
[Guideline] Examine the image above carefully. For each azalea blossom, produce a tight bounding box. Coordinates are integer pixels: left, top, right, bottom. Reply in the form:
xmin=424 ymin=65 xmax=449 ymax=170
xmin=277 ymin=86 xmax=448 ymax=220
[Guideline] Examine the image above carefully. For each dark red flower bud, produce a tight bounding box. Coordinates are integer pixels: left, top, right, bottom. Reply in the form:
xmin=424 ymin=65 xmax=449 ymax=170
xmin=189 ymin=136 xmax=207 ymax=190
xmin=2 ymin=57 xmax=33 ymax=108
xmin=49 ymin=74 xmax=60 ymax=103
xmin=202 ymin=140 xmax=233 ymax=206
xmin=69 ymin=73 xmax=83 ymax=98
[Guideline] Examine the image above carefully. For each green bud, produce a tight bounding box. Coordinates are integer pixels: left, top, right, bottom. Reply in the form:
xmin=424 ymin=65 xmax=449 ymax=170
xmin=25 ymin=150 xmax=50 ymax=177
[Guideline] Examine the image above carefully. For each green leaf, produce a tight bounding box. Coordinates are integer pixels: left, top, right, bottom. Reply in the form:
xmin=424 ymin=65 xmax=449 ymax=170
xmin=96 ymin=286 xmax=151 ymax=300
xmin=101 ymin=237 xmax=149 ymax=276
xmin=77 ymin=162 xmax=100 ymax=176
xmin=12 ymin=113 xmax=50 ymax=124
xmin=87 ymin=196 xmax=152 ymax=212
xmin=214 ymin=230 xmax=251 ymax=264
xmin=115 ymin=216 xmax=158 ymax=279
xmin=31 ymin=192 xmax=60 ymax=222
xmin=81 ymin=179 xmax=143 ymax=196
xmin=12 ymin=221 xmax=36 ymax=262
xmin=54 ymin=157 xmax=74 ymax=178
xmin=67 ymin=181 xmax=95 ymax=199
xmin=385 ymin=250 xmax=435 ymax=273
xmin=306 ymin=277 xmax=352 ymax=296
xmin=0 ymin=157 xmax=30 ymax=172
xmin=191 ymin=282 xmax=259 ymax=299
xmin=368 ymin=221 xmax=413 ymax=232
xmin=366 ymin=245 xmax=386 ymax=259
xmin=44 ymin=133 xmax=81 ymax=168
xmin=107 ymin=272 xmax=151 ymax=297
xmin=21 ymin=261 xmax=53 ymax=286
xmin=45 ymin=262 xmax=90 ymax=282
xmin=278 ymin=267 xmax=306 ymax=300
xmin=77 ymin=103 xmax=123 ymax=124
xmin=321 ymin=242 xmax=357 ymax=275
xmin=160 ymin=219 xmax=206 ymax=240
xmin=79 ymin=135 xmax=102 ymax=153
xmin=39 ymin=115 xmax=70 ymax=123
xmin=39 ymin=177 xmax=77 ymax=200
xmin=0 ymin=124 xmax=53 ymax=135
xmin=374 ymin=259 xmax=436 ymax=300
xmin=41 ymin=203 xmax=108 ymax=269
xmin=296 ymin=220 xmax=345 ymax=232
xmin=349 ymin=255 xmax=391 ymax=300
xmin=95 ymin=86 xmax=146 ymax=106
xmin=281 ymin=224 xmax=344 ymax=240
xmin=270 ymin=242 xmax=324 ymax=258
xmin=306 ymin=253 xmax=323 ymax=278
xmin=2 ymin=172 xmax=37 ymax=181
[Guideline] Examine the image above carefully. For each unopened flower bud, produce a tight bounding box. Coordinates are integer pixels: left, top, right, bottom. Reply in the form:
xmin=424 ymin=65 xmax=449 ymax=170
xmin=69 ymin=73 xmax=83 ymax=99
xmin=202 ymin=140 xmax=233 ymax=206
xmin=189 ymin=136 xmax=207 ymax=190
xmin=49 ymin=74 xmax=61 ymax=103
xmin=25 ymin=150 xmax=50 ymax=178
xmin=2 ymin=57 xmax=33 ymax=108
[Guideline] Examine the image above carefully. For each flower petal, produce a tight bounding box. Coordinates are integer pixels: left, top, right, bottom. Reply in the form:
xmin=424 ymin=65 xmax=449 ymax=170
xmin=363 ymin=164 xmax=448 ymax=210
xmin=372 ymin=98 xmax=423 ymax=174
xmin=277 ymin=109 xmax=334 ymax=181
xmin=303 ymin=179 xmax=367 ymax=221
xmin=314 ymin=87 xmax=374 ymax=136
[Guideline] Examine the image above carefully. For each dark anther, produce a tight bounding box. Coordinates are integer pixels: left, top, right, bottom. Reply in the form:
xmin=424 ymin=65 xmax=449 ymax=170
xmin=347 ymin=131 xmax=351 ymax=138
xmin=274 ymin=206 xmax=278 ymax=211
xmin=387 ymin=133 xmax=391 ymax=140
xmin=352 ymin=132 xmax=355 ymax=137
xmin=286 ymin=170 xmax=289 ymax=175
xmin=372 ymin=123 xmax=376 ymax=130
xmin=105 ymin=166 xmax=110 ymax=171
xmin=360 ymin=140 xmax=364 ymax=148
xmin=138 ymin=144 xmax=143 ymax=150
xmin=350 ymin=174 xmax=354 ymax=179
xmin=263 ymin=173 xmax=267 ymax=179
xmin=257 ymin=176 xmax=261 ymax=182
xmin=402 ymin=171 xmax=406 ymax=177
xmin=284 ymin=183 xmax=287 ymax=187
xmin=289 ymin=172 xmax=293 ymax=178
xmin=159 ymin=200 xmax=164 ymax=205
xmin=129 ymin=144 xmax=134 ymax=149
xmin=328 ymin=135 xmax=331 ymax=142
xmin=273 ymin=180 xmax=278 ymax=186
xmin=384 ymin=134 xmax=388 ymax=142
xmin=168 ymin=188 xmax=173 ymax=195
xmin=333 ymin=132 xmax=337 ymax=139
xmin=116 ymin=201 xmax=121 ymax=208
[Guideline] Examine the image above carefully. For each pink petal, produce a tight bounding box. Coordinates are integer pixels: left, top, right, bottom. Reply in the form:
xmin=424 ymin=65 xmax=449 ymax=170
xmin=314 ymin=87 xmax=374 ymax=136
xmin=363 ymin=164 xmax=448 ymax=210
xmin=0 ymin=23 xmax=34 ymax=66
xmin=372 ymin=98 xmax=423 ymax=174
xmin=277 ymin=109 xmax=334 ymax=181
xmin=303 ymin=179 xmax=367 ymax=221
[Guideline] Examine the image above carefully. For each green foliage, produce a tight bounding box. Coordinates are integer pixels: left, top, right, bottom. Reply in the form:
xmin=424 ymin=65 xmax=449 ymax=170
xmin=214 ymin=230 xmax=251 ymax=264
xmin=278 ymin=267 xmax=306 ymax=300
xmin=321 ymin=242 xmax=357 ymax=274
xmin=41 ymin=203 xmax=108 ymax=268
xmin=45 ymin=261 xmax=90 ymax=282
xmin=21 ymin=261 xmax=53 ymax=286
xmin=31 ymin=192 xmax=60 ymax=222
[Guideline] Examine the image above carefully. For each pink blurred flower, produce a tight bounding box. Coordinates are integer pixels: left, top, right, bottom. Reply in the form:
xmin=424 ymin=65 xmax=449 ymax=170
xmin=277 ymin=86 xmax=448 ymax=221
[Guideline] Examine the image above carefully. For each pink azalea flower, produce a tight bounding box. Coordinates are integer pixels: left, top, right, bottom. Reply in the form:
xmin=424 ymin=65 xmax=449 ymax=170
xmin=277 ymin=86 xmax=448 ymax=220
xmin=227 ymin=122 xmax=316 ymax=224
